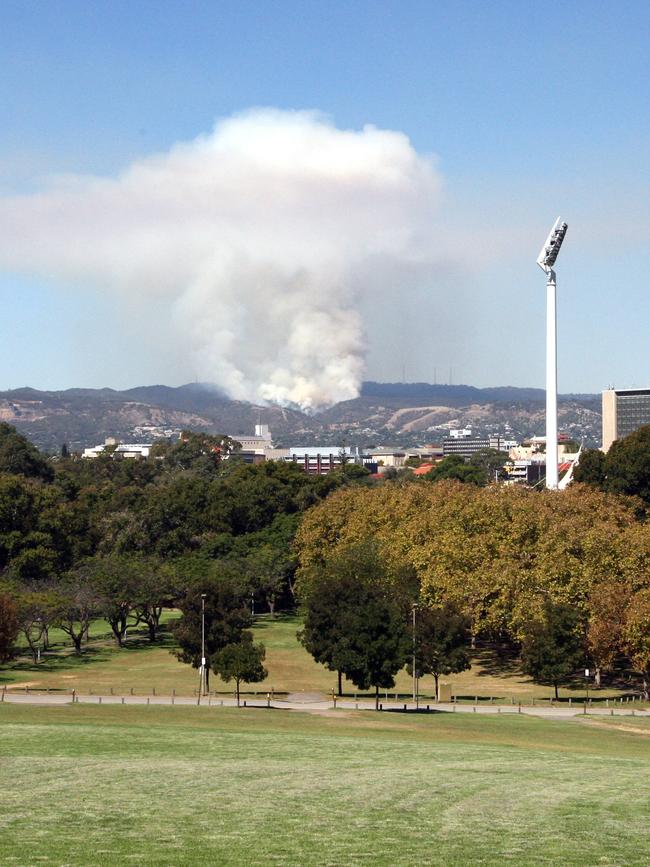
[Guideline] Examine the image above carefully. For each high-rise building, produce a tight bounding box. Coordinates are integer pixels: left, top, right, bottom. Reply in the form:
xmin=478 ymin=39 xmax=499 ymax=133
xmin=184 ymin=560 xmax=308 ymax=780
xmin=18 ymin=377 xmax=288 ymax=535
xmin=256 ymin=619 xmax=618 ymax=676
xmin=602 ymin=388 xmax=650 ymax=452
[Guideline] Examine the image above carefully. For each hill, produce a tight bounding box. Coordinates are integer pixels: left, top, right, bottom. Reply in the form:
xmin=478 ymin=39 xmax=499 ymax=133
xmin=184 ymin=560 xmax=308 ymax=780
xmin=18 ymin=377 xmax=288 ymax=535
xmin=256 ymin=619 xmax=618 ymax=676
xmin=0 ymin=382 xmax=602 ymax=451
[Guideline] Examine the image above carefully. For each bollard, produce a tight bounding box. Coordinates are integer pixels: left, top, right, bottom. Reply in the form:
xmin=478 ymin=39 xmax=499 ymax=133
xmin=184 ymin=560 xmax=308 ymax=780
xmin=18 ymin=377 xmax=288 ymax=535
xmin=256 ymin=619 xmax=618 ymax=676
xmin=110 ymin=687 xmax=113 ymax=696
xmin=333 ymin=695 xmax=337 ymax=709
xmin=379 ymin=703 xmax=383 ymax=711
xmin=267 ymin=692 xmax=271 ymax=708
xmin=611 ymin=708 xmax=614 ymax=716
xmin=72 ymin=689 xmax=76 ymax=704
xmin=403 ymin=703 xmax=407 ymax=711
xmin=632 ymin=710 xmax=635 ymax=716
xmin=355 ymin=702 xmax=359 ymax=710
xmin=243 ymin=700 xmax=247 ymax=707
xmin=583 ymin=702 xmax=587 ymax=715
xmin=121 ymin=696 xmax=125 ymax=705
xmin=153 ymin=687 xmax=156 ymax=697
xmin=147 ymin=696 xmax=150 ymax=706
xmin=98 ymin=696 xmax=102 ymax=704
xmin=498 ymin=707 xmax=501 ymax=714
xmin=130 ymin=687 xmax=133 ymax=696
xmin=427 ymin=704 xmax=430 ymax=712
xmin=172 ymin=688 xmax=176 ymax=697
xmin=518 ymin=703 xmax=521 ymax=714
xmin=172 ymin=695 xmax=175 ymax=705
xmin=473 ymin=706 xmax=476 ymax=713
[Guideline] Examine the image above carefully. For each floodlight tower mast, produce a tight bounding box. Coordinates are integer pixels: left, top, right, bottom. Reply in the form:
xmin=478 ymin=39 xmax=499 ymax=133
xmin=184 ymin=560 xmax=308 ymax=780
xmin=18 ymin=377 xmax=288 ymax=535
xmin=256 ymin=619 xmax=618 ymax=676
xmin=537 ymin=218 xmax=568 ymax=490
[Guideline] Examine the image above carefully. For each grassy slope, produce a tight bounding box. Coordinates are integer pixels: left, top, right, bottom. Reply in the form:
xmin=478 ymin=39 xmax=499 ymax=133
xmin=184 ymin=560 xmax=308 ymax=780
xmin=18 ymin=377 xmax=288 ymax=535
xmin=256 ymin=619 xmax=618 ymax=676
xmin=1 ymin=614 xmax=633 ymax=702
xmin=1 ymin=704 xmax=649 ymax=866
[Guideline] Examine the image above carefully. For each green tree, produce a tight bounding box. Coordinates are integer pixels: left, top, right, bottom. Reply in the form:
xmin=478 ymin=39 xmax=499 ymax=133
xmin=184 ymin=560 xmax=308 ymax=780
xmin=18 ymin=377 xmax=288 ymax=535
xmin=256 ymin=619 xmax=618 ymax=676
xmin=520 ymin=602 xmax=585 ymax=699
xmin=299 ymin=545 xmax=410 ymax=707
xmin=212 ymin=632 xmax=267 ymax=705
xmin=80 ymin=555 xmax=142 ymax=647
xmin=0 ymin=423 xmax=54 ymax=481
xmin=573 ymin=448 xmax=607 ymax=488
xmin=0 ymin=592 xmax=19 ymax=662
xmin=132 ymin=558 xmax=179 ymax=642
xmin=424 ymin=455 xmax=487 ymax=486
xmin=152 ymin=431 xmax=238 ymax=475
xmin=172 ymin=573 xmax=252 ymax=692
xmin=469 ymin=448 xmax=509 ymax=481
xmin=245 ymin=544 xmax=290 ymax=617
xmin=15 ymin=589 xmax=62 ymax=661
xmin=603 ymin=425 xmax=650 ymax=504
xmin=408 ymin=603 xmax=471 ymax=699
xmin=299 ymin=563 xmax=367 ymax=696
xmin=55 ymin=576 xmax=98 ymax=654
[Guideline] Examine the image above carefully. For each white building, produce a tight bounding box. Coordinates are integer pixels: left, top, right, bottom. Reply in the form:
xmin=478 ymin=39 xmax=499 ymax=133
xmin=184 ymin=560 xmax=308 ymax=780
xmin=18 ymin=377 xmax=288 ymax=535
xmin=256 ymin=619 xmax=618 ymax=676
xmin=82 ymin=438 xmax=152 ymax=459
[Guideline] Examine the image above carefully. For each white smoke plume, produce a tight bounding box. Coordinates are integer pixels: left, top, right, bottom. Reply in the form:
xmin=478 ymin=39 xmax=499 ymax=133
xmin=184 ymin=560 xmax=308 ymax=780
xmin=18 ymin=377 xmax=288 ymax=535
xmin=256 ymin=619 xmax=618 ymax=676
xmin=0 ymin=109 xmax=442 ymax=408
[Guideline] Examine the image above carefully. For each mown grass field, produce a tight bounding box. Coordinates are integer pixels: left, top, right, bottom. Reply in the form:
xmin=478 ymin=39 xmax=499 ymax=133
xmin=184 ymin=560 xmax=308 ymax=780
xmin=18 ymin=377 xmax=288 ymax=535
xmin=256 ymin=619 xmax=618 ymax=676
xmin=1 ymin=703 xmax=650 ymax=865
xmin=2 ymin=613 xmax=636 ymax=703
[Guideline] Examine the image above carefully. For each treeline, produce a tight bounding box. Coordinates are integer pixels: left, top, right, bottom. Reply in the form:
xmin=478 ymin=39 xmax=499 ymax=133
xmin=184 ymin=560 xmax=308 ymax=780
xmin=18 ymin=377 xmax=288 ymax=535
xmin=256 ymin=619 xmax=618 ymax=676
xmin=0 ymin=424 xmax=369 ymax=668
xmin=295 ymin=481 xmax=650 ymax=699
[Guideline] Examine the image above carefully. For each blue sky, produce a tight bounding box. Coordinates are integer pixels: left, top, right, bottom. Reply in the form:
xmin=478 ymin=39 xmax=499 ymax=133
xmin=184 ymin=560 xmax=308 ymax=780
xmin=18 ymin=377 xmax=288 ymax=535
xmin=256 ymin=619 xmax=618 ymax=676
xmin=1 ymin=0 xmax=649 ymax=394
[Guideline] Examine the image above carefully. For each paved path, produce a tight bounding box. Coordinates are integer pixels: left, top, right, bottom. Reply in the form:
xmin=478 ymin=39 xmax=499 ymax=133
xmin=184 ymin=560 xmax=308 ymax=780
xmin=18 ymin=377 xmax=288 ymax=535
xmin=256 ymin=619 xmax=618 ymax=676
xmin=2 ymin=689 xmax=649 ymax=721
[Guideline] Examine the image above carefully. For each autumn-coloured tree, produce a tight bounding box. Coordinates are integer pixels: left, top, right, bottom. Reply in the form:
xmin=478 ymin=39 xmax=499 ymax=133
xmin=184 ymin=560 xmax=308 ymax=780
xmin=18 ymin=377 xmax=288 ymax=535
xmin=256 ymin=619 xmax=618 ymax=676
xmin=587 ymin=581 xmax=631 ymax=687
xmin=623 ymin=588 xmax=650 ymax=700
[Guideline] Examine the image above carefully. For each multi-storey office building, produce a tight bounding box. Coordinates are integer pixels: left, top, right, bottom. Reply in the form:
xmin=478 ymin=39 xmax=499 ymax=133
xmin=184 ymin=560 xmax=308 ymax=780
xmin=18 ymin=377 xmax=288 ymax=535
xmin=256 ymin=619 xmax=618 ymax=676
xmin=602 ymin=388 xmax=650 ymax=452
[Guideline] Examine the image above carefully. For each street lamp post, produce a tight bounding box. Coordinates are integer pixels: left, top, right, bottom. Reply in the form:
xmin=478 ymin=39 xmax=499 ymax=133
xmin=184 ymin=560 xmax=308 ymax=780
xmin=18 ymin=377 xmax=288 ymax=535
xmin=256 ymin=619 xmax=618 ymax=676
xmin=200 ymin=593 xmax=207 ymax=696
xmin=536 ymin=218 xmax=568 ymax=490
xmin=412 ymin=603 xmax=418 ymax=709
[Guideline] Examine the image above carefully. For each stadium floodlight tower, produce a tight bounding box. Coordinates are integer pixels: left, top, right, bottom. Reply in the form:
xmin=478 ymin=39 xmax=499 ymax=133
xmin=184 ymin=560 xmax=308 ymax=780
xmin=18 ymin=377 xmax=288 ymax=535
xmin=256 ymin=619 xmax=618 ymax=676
xmin=537 ymin=217 xmax=568 ymax=490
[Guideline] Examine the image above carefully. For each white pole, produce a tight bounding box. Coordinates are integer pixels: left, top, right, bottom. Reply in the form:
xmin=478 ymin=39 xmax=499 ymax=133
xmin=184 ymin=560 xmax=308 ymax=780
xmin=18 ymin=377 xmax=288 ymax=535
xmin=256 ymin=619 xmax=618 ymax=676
xmin=412 ymin=604 xmax=417 ymax=705
xmin=546 ymin=269 xmax=559 ymax=490
xmin=200 ymin=593 xmax=207 ymax=696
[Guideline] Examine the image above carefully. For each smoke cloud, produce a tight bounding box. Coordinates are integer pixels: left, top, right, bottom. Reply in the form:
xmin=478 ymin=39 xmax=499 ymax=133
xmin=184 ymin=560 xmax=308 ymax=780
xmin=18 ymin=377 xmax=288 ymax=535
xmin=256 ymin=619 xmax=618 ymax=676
xmin=0 ymin=109 xmax=442 ymax=408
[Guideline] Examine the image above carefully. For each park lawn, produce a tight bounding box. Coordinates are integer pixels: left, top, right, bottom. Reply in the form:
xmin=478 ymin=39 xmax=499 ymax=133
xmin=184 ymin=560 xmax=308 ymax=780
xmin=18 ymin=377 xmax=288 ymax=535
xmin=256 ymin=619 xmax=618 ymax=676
xmin=1 ymin=613 xmax=633 ymax=703
xmin=1 ymin=704 xmax=649 ymax=866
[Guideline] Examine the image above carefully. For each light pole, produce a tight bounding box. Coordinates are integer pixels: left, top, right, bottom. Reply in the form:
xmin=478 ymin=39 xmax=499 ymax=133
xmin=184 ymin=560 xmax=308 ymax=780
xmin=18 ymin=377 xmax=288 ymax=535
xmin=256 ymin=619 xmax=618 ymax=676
xmin=412 ymin=603 xmax=418 ymax=708
xmin=200 ymin=593 xmax=207 ymax=696
xmin=536 ymin=218 xmax=568 ymax=490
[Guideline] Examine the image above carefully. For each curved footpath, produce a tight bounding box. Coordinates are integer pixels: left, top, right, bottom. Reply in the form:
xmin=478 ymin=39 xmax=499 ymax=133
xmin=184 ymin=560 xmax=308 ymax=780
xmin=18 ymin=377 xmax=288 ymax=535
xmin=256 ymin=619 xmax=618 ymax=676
xmin=2 ymin=690 xmax=649 ymax=721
